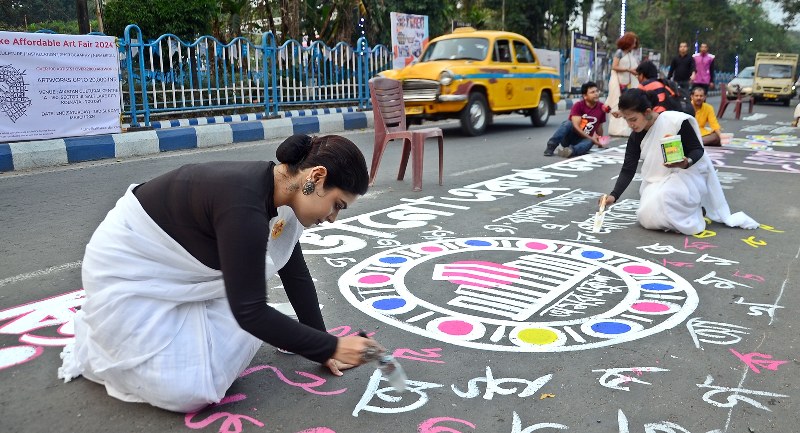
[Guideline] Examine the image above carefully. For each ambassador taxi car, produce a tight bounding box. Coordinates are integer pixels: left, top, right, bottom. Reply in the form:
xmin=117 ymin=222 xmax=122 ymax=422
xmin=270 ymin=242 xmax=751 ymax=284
xmin=379 ymin=27 xmax=560 ymax=136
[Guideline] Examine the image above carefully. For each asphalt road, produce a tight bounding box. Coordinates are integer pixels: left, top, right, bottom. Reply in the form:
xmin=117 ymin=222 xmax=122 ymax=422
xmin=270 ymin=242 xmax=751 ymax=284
xmin=1 ymin=97 xmax=798 ymax=433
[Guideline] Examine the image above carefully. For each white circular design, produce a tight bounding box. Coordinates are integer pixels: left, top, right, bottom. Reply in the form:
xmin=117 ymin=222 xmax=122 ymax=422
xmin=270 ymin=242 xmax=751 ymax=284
xmin=339 ymin=238 xmax=698 ymax=352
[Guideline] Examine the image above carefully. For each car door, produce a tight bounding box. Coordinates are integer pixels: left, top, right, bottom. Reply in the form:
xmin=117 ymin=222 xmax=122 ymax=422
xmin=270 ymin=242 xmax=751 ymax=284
xmin=490 ymin=38 xmax=516 ymax=110
xmin=510 ymin=39 xmax=541 ymax=109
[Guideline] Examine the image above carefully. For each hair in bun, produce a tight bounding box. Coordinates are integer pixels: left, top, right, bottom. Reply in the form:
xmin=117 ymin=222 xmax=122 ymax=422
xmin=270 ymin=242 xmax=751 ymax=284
xmin=276 ymin=134 xmax=369 ymax=195
xmin=276 ymin=133 xmax=314 ymax=165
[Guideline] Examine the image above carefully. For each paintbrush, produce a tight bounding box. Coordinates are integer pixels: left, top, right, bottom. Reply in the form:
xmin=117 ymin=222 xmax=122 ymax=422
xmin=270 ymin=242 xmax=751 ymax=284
xmin=593 ymin=194 xmax=607 ymax=233
xmin=359 ymin=330 xmax=407 ymax=392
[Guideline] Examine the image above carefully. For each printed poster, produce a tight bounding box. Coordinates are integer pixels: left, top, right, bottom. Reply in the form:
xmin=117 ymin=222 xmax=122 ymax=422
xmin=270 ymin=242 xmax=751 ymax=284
xmin=0 ymin=30 xmax=122 ymax=142
xmin=390 ymin=12 xmax=429 ymax=69
xmin=570 ymin=32 xmax=595 ymax=93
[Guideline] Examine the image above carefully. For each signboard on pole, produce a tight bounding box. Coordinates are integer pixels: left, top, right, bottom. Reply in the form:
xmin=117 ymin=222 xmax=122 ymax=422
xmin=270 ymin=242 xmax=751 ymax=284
xmin=390 ymin=12 xmax=429 ymax=69
xmin=570 ymin=32 xmax=596 ymax=93
xmin=0 ymin=30 xmax=121 ymax=142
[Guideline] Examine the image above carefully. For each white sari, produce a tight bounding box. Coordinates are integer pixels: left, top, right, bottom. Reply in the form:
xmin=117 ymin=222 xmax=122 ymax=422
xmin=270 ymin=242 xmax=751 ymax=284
xmin=59 ymin=185 xmax=304 ymax=412
xmin=607 ymin=50 xmax=639 ymax=137
xmin=636 ymin=111 xmax=759 ymax=234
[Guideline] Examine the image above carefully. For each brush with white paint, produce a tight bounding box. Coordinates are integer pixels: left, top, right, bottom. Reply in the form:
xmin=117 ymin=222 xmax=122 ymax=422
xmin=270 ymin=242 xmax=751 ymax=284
xmin=359 ymin=330 xmax=407 ymax=392
xmin=593 ymin=194 xmax=607 ymax=233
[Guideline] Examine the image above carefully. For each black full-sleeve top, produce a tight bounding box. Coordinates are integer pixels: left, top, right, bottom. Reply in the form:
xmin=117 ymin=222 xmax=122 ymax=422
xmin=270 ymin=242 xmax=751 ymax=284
xmin=133 ymin=161 xmax=337 ymax=363
xmin=610 ymin=119 xmax=705 ymax=200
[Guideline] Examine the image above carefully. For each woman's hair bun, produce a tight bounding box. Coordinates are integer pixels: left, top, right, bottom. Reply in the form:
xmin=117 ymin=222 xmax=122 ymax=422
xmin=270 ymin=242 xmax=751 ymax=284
xmin=276 ymin=134 xmax=313 ymax=165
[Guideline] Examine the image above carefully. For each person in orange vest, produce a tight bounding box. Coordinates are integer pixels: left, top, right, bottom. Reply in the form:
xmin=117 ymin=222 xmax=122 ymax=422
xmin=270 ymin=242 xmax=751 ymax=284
xmin=635 ymin=61 xmax=671 ymax=113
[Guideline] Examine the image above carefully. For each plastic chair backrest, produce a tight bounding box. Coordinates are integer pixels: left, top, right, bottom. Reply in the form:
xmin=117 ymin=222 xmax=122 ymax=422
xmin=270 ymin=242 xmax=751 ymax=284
xmin=369 ymin=77 xmax=407 ymax=131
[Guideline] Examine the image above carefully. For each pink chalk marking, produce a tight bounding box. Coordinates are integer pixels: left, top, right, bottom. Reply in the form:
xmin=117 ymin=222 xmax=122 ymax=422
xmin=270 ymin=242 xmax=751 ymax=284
xmin=326 ymin=325 xmax=375 ymax=338
xmin=239 ymin=364 xmax=346 ymax=396
xmin=418 ymin=416 xmax=476 ymax=433
xmin=392 ymin=348 xmax=445 ymax=364
xmin=524 ymin=241 xmax=549 ymax=250
xmin=297 ymin=429 xmax=336 ymax=433
xmin=421 ymin=246 xmax=444 ymax=252
xmin=623 ymin=265 xmax=652 ymax=274
xmin=357 ymin=274 xmax=390 ymax=284
xmin=733 ymin=270 xmax=766 ymax=283
xmin=730 ymin=349 xmax=789 ymax=374
xmin=683 ymin=237 xmax=717 ymax=250
xmin=631 ymin=302 xmax=670 ymax=313
xmin=185 ymin=395 xmax=264 ymax=432
xmin=437 ymin=320 xmax=473 ymax=336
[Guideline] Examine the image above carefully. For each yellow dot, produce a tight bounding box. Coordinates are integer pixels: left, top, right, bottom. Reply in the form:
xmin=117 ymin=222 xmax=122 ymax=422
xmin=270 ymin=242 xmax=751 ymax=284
xmin=517 ymin=328 xmax=559 ymax=345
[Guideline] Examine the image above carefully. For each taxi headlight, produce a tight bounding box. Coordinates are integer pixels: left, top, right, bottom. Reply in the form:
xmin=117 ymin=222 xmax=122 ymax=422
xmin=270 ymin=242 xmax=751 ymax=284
xmin=439 ymin=70 xmax=454 ymax=86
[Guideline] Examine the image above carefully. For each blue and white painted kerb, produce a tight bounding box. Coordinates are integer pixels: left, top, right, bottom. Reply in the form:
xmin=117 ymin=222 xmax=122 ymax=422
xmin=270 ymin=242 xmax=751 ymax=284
xmin=139 ymin=106 xmax=362 ymax=130
xmin=0 ymin=111 xmax=373 ymax=173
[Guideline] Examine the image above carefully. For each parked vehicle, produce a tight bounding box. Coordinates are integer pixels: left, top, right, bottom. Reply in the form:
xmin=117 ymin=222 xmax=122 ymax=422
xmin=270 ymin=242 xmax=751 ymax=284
xmin=726 ymin=66 xmax=754 ymax=100
xmin=379 ymin=27 xmax=560 ymax=136
xmin=752 ymin=52 xmax=799 ymax=106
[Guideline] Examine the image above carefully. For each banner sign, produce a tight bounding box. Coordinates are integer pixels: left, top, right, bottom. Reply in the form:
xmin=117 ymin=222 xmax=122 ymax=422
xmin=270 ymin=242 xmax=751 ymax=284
xmin=390 ymin=12 xmax=429 ymax=70
xmin=0 ymin=31 xmax=121 ymax=142
xmin=570 ymin=32 xmax=596 ymax=93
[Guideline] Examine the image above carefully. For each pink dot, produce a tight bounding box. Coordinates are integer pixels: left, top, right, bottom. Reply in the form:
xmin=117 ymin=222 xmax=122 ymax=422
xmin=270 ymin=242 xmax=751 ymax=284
xmin=623 ymin=265 xmax=652 ymax=274
xmin=421 ymin=246 xmax=443 ymax=252
xmin=438 ymin=320 xmax=473 ymax=336
xmin=358 ymin=274 xmax=391 ymax=284
xmin=525 ymin=242 xmax=549 ymax=250
xmin=632 ymin=302 xmax=670 ymax=313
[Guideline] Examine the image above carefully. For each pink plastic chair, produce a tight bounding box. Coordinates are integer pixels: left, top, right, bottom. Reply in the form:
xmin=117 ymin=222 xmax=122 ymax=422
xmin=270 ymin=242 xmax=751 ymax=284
xmin=718 ymin=83 xmax=753 ymax=120
xmin=368 ymin=77 xmax=444 ymax=192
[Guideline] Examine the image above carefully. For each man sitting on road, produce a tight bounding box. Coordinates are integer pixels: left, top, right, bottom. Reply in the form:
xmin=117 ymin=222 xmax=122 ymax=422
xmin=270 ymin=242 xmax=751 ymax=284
xmin=691 ymin=86 xmax=722 ymax=146
xmin=544 ymin=81 xmax=608 ymax=158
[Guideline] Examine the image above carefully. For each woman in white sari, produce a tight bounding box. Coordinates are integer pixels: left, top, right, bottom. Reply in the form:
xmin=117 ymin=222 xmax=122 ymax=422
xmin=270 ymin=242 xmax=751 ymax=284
xmin=59 ymin=134 xmax=384 ymax=412
xmin=600 ymin=89 xmax=758 ymax=235
xmin=607 ymin=32 xmax=640 ymax=136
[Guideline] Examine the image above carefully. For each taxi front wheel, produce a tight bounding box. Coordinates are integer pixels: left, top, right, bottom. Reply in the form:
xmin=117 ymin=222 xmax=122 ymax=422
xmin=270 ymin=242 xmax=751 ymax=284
xmin=531 ymin=93 xmax=551 ymax=127
xmin=460 ymin=92 xmax=490 ymax=136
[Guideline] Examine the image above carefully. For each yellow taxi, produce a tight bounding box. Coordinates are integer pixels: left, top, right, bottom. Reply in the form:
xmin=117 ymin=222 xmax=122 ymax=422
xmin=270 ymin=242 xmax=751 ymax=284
xmin=379 ymin=27 xmax=561 ymax=136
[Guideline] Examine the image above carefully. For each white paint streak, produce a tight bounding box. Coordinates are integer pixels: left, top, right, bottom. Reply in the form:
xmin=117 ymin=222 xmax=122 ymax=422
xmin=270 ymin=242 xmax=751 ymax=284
xmin=769 ymin=242 xmax=800 ymax=326
xmin=449 ymin=163 xmax=509 ymax=177
xmin=0 ymin=261 xmax=82 ymax=287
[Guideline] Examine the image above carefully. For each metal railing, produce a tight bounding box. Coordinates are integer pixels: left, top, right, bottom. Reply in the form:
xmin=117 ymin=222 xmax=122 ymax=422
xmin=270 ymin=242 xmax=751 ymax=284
xmin=119 ymin=25 xmax=392 ymax=127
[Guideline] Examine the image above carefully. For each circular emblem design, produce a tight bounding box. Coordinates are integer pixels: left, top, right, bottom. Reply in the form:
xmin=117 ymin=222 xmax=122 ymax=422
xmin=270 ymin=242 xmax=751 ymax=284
xmin=339 ymin=238 xmax=698 ymax=352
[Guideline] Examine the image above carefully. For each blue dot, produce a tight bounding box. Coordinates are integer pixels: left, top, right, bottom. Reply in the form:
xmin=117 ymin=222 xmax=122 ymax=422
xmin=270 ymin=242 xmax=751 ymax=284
xmin=372 ymin=298 xmax=406 ymax=311
xmin=581 ymin=250 xmax=605 ymax=259
xmin=642 ymin=283 xmax=674 ymax=291
xmin=465 ymin=240 xmax=492 ymax=246
xmin=591 ymin=322 xmax=632 ymax=334
xmin=379 ymin=256 xmax=407 ymax=264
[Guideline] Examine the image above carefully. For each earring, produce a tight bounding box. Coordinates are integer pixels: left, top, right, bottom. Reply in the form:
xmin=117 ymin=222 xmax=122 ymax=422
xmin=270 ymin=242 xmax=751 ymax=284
xmin=302 ymin=179 xmax=315 ymax=195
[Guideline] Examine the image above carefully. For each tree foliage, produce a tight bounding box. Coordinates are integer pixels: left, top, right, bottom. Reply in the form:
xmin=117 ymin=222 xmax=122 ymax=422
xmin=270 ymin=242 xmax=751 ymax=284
xmin=103 ymin=0 xmax=217 ymax=40
xmin=4 ymin=0 xmax=800 ymax=75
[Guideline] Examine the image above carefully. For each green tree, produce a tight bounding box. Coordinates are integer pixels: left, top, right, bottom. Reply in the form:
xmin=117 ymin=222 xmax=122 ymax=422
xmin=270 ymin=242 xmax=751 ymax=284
xmin=104 ymin=0 xmax=217 ymax=40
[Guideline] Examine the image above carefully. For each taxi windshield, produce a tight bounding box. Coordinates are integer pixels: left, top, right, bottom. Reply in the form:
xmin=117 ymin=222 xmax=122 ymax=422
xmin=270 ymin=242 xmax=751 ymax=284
xmin=420 ymin=38 xmax=489 ymax=61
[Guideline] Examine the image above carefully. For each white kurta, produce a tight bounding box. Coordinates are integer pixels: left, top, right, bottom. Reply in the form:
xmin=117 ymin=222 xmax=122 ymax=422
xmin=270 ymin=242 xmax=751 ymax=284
xmin=59 ymin=185 xmax=303 ymax=412
xmin=636 ymin=111 xmax=759 ymax=234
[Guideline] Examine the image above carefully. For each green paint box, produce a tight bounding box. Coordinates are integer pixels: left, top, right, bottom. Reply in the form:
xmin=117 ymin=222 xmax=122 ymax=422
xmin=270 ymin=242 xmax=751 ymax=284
xmin=660 ymin=135 xmax=685 ymax=164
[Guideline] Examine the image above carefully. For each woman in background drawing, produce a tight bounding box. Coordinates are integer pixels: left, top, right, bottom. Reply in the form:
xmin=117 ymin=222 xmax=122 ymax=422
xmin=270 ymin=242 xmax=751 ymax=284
xmin=600 ymin=89 xmax=758 ymax=235
xmin=59 ymin=134 xmax=385 ymax=412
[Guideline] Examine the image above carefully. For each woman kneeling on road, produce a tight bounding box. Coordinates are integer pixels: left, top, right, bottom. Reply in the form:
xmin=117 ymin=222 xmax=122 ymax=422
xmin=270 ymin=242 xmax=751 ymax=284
xmin=59 ymin=134 xmax=384 ymax=412
xmin=599 ymin=89 xmax=758 ymax=235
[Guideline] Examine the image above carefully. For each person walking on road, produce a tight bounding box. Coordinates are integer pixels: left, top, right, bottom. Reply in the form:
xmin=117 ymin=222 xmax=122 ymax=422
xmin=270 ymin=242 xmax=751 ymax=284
xmin=59 ymin=134 xmax=385 ymax=413
xmin=667 ymin=42 xmax=696 ymax=91
xmin=544 ymin=81 xmax=608 ymax=158
xmin=692 ymin=43 xmax=716 ymax=92
xmin=599 ymin=89 xmax=758 ymax=235
xmin=691 ymin=86 xmax=723 ymax=146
